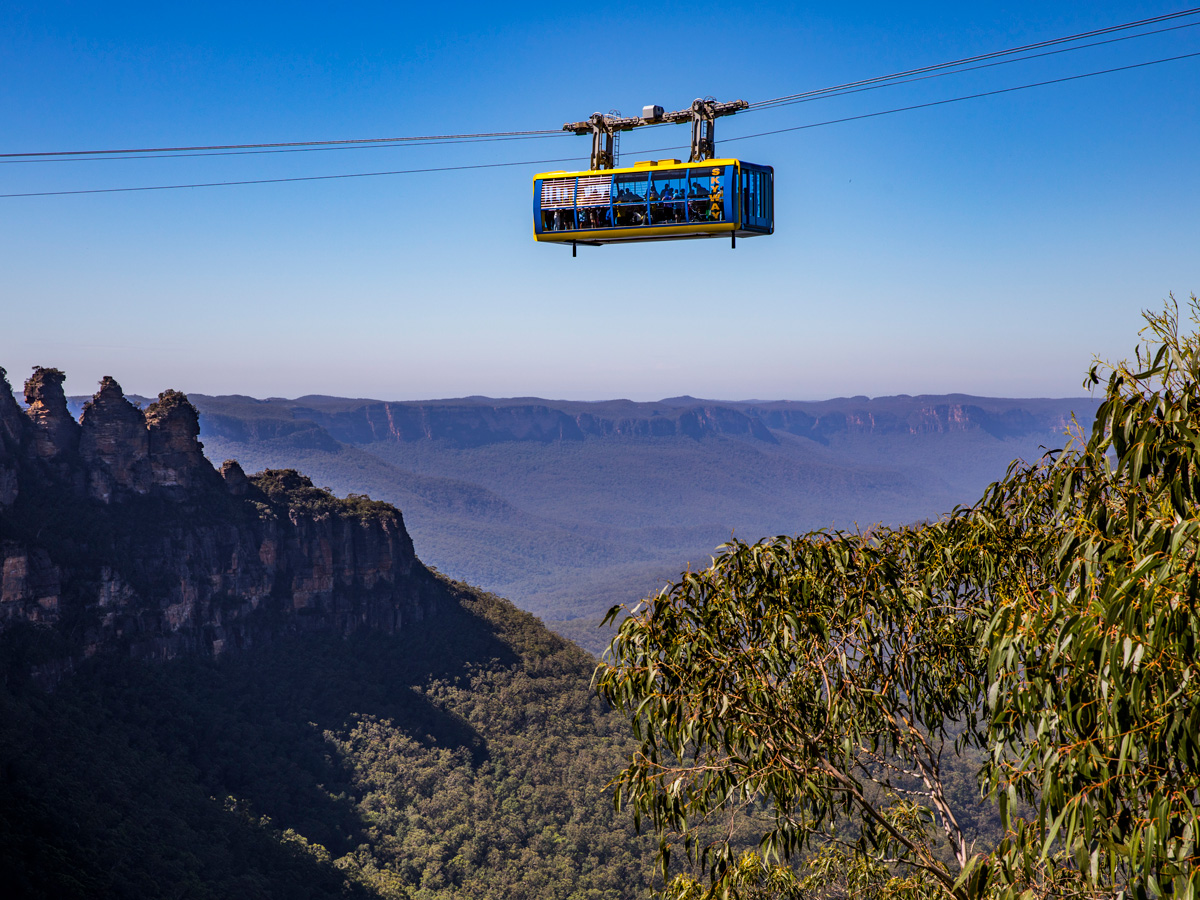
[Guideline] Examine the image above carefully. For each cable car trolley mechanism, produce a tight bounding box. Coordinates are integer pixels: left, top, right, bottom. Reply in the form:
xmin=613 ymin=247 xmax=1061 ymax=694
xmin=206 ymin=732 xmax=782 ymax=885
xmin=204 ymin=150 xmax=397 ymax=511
xmin=533 ymin=98 xmax=773 ymax=255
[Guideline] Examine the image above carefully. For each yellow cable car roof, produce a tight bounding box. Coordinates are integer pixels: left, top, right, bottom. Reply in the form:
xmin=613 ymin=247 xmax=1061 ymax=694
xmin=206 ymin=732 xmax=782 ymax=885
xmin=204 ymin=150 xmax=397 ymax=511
xmin=533 ymin=158 xmax=748 ymax=181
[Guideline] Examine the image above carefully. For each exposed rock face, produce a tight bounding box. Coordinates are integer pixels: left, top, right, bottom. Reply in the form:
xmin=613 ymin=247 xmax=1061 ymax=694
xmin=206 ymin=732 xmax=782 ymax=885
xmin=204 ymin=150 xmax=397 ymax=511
xmin=0 ymin=368 xmax=437 ymax=686
xmin=220 ymin=458 xmax=250 ymax=496
xmin=677 ymin=406 xmax=777 ymax=443
xmin=0 ymin=368 xmax=24 ymax=449
xmin=280 ymin=400 xmax=780 ymax=447
xmin=23 ymin=367 xmax=80 ymax=464
xmin=146 ymin=389 xmax=220 ymax=495
xmin=79 ymin=376 xmax=152 ymax=501
xmin=0 ymin=369 xmax=21 ymax=508
xmin=197 ymin=393 xmax=1091 ymax=452
xmin=746 ymin=399 xmax=1080 ymax=445
xmin=0 ymin=450 xmax=15 ymax=509
xmin=0 ymin=542 xmax=60 ymax=624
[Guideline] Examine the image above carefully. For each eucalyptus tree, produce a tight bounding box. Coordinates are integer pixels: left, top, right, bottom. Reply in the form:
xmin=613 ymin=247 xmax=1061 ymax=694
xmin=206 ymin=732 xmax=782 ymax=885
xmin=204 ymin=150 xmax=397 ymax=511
xmin=596 ymin=509 xmax=1002 ymax=899
xmin=980 ymin=300 xmax=1200 ymax=899
xmin=596 ymin=298 xmax=1200 ymax=899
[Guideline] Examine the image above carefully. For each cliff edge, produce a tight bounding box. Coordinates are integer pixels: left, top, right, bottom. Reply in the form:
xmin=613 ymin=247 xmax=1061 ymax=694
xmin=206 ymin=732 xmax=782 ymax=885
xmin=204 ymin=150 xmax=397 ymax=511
xmin=0 ymin=366 xmax=438 ymax=686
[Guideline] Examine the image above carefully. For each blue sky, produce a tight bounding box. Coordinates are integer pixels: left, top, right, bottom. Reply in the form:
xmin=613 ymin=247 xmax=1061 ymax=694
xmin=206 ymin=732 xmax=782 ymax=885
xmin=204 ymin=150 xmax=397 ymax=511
xmin=2 ymin=1 xmax=1197 ymax=402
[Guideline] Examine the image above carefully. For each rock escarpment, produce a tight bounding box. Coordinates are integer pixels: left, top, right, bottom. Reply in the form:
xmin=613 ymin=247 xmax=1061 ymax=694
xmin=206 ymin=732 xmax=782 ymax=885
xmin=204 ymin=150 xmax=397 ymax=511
xmin=79 ymin=375 xmax=152 ymax=501
xmin=745 ymin=400 xmax=1068 ymax=444
xmin=195 ymin=393 xmax=1090 ymax=452
xmin=276 ymin=399 xmax=781 ymax=446
xmin=23 ymin=367 xmax=80 ymax=465
xmin=0 ymin=367 xmax=437 ymax=685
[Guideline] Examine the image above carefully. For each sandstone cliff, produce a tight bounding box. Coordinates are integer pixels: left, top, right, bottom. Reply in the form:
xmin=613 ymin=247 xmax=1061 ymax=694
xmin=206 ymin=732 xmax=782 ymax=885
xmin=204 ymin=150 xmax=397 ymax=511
xmin=193 ymin=393 xmax=1090 ymax=451
xmin=0 ymin=367 xmax=437 ymax=686
xmin=240 ymin=399 xmax=780 ymax=446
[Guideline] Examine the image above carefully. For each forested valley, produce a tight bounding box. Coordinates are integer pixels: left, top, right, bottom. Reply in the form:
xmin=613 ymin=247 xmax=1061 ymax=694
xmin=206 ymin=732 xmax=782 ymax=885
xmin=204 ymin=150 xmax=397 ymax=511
xmin=0 ymin=577 xmax=656 ymax=899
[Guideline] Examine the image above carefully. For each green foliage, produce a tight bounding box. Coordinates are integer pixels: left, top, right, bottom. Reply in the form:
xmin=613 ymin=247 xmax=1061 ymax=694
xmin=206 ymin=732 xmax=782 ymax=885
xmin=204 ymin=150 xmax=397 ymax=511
xmin=145 ymin=387 xmax=200 ymax=424
xmin=597 ymin=296 xmax=1200 ymax=900
xmin=0 ymin=577 xmax=657 ymax=899
xmin=595 ymin=519 xmax=996 ymax=898
xmin=251 ymin=468 xmax=401 ymax=522
xmin=979 ymin=298 xmax=1200 ymax=898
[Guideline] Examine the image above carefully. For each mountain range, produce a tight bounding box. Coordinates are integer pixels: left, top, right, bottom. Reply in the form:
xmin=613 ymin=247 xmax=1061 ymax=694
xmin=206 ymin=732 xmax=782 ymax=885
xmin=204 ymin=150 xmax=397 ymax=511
xmin=169 ymin=391 xmax=1100 ymax=653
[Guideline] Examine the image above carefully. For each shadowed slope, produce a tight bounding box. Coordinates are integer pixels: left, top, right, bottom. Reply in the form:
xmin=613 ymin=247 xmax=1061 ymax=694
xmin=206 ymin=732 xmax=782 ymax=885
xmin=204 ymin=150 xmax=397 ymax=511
xmin=0 ymin=576 xmax=654 ymax=900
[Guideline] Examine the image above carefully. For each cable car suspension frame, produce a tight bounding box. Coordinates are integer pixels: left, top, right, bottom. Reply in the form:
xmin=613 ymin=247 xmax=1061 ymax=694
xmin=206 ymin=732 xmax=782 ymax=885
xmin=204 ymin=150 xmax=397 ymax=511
xmin=563 ymin=98 xmax=749 ymax=170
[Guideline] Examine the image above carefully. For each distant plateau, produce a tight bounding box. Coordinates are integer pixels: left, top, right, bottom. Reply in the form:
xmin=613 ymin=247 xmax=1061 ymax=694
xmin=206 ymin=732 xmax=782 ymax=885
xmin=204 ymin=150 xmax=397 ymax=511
xmin=166 ymin=390 xmax=1100 ymax=653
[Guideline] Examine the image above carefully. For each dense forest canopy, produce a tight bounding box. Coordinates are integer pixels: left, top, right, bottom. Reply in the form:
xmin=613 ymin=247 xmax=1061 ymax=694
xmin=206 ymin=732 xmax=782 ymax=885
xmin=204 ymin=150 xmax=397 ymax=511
xmin=0 ymin=578 xmax=659 ymax=900
xmin=597 ymin=297 xmax=1200 ymax=899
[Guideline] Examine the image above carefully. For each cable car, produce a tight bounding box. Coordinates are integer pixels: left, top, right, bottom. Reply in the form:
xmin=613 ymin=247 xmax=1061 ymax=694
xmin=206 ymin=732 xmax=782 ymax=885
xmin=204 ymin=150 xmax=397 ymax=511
xmin=533 ymin=157 xmax=774 ymax=248
xmin=537 ymin=99 xmax=772 ymax=252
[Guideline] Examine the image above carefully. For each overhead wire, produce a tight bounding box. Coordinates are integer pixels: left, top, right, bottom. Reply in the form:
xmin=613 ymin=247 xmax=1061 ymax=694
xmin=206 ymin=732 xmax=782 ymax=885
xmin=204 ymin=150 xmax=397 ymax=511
xmin=0 ymin=128 xmax=566 ymax=161
xmin=742 ymin=20 xmax=1200 ymax=113
xmin=6 ymin=19 xmax=1195 ymax=167
xmin=3 ymin=50 xmax=1196 ymax=199
xmin=0 ymin=156 xmax=591 ymax=198
xmin=3 ymin=7 xmax=1195 ymax=165
xmin=0 ymin=131 xmax=569 ymax=165
xmin=2 ymin=10 xmax=1198 ymax=198
xmin=747 ymin=6 xmax=1200 ymax=110
xmin=723 ymin=50 xmax=1200 ymax=146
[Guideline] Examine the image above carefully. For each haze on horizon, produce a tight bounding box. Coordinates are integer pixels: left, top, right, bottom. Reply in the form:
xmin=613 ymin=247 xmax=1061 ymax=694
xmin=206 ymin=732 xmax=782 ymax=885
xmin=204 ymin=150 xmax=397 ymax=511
xmin=2 ymin=1 xmax=1197 ymax=402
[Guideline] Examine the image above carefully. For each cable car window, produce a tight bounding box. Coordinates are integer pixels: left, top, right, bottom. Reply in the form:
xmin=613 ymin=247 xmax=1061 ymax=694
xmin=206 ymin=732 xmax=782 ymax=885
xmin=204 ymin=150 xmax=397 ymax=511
xmin=649 ymin=169 xmax=687 ymax=225
xmin=740 ymin=169 xmax=756 ymax=224
xmin=575 ymin=174 xmax=613 ymax=229
xmin=686 ymin=172 xmax=708 ymax=221
xmin=540 ymin=177 xmax=574 ymax=208
xmin=540 ymin=177 xmax=577 ymax=231
xmin=755 ymin=170 xmax=768 ymax=220
xmin=738 ymin=166 xmax=773 ymax=229
xmin=579 ymin=208 xmax=612 ymax=229
xmin=688 ymin=167 xmax=725 ymax=222
xmin=542 ymin=208 xmax=574 ymax=231
xmin=613 ymin=172 xmax=648 ymax=226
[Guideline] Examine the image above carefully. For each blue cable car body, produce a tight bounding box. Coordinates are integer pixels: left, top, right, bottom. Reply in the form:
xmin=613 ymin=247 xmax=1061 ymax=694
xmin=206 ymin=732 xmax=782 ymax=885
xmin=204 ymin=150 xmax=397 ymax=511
xmin=533 ymin=158 xmax=773 ymax=246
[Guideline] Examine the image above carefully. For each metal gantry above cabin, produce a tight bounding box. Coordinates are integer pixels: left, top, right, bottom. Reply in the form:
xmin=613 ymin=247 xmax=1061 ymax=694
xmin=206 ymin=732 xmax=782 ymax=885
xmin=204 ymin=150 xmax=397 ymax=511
xmin=562 ymin=98 xmax=749 ymax=170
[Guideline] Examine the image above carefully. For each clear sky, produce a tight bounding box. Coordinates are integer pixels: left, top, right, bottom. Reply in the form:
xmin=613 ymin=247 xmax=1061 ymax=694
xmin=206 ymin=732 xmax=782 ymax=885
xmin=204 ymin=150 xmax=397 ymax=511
xmin=2 ymin=1 xmax=1197 ymax=403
